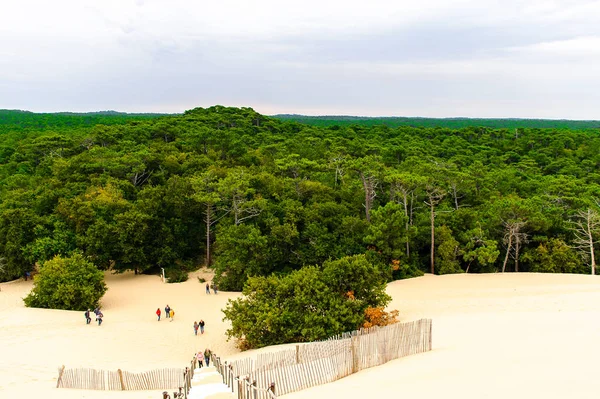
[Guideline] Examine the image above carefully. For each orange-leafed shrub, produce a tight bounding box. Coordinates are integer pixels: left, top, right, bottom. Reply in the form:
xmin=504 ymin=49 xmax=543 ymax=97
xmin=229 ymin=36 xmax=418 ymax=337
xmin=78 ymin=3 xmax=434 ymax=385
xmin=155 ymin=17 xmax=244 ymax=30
xmin=363 ymin=306 xmax=399 ymax=329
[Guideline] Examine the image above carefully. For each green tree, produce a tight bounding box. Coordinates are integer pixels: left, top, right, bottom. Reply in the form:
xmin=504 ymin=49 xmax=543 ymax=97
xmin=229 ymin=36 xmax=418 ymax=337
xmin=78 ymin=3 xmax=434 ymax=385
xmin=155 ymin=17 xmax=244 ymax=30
xmin=222 ymin=254 xmax=391 ymax=349
xmin=436 ymin=226 xmax=463 ymax=275
xmin=0 ymin=207 xmax=40 ymax=281
xmin=190 ymin=169 xmax=226 ymax=266
xmin=364 ymin=202 xmax=408 ymax=261
xmin=213 ymin=224 xmax=269 ymax=291
xmin=24 ymin=252 xmax=107 ymax=310
xmin=522 ymin=238 xmax=585 ymax=274
xmin=461 ymin=226 xmax=500 ymax=273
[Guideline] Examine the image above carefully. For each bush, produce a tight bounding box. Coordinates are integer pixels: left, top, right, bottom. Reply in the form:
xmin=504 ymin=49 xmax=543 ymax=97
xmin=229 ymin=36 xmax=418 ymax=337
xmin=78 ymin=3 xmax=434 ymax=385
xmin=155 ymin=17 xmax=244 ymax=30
xmin=165 ymin=267 xmax=188 ymax=283
xmin=522 ymin=238 xmax=586 ymax=273
xmin=363 ymin=306 xmax=399 ymax=328
xmin=197 ymin=276 xmax=206 ymax=283
xmin=223 ymin=254 xmax=392 ymax=350
xmin=24 ymin=253 xmax=107 ymax=310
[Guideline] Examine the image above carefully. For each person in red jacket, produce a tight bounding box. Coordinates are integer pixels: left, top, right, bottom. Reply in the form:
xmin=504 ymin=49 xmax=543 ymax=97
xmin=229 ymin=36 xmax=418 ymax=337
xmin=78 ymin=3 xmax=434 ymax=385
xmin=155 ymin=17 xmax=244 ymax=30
xmin=156 ymin=308 xmax=161 ymax=321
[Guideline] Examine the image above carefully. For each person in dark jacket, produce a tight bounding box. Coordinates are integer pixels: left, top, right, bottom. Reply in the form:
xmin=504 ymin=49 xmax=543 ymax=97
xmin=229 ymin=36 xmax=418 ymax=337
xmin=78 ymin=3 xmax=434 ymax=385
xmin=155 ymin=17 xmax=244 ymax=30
xmin=204 ymin=348 xmax=211 ymax=366
xmin=84 ymin=309 xmax=91 ymax=324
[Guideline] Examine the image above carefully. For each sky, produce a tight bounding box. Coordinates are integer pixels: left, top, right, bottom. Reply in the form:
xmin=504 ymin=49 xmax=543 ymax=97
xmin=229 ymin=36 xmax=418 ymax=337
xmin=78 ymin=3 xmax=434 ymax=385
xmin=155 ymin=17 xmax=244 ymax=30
xmin=0 ymin=0 xmax=599 ymax=118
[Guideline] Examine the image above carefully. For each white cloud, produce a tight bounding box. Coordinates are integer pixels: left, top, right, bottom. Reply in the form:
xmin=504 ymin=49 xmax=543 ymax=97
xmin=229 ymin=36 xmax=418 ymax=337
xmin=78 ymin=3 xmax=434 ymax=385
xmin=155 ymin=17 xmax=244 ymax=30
xmin=0 ymin=0 xmax=599 ymax=118
xmin=511 ymin=36 xmax=600 ymax=57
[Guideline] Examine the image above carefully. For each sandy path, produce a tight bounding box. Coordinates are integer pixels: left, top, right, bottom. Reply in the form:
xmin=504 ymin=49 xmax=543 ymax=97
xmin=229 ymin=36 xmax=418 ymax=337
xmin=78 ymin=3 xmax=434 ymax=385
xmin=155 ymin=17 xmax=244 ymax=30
xmin=1 ymin=272 xmax=600 ymax=398
xmin=0 ymin=270 xmax=240 ymax=399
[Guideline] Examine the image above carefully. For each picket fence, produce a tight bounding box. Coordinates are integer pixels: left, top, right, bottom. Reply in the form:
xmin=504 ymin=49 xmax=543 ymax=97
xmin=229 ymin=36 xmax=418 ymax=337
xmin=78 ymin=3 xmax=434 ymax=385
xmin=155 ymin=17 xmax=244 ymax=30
xmin=212 ymin=318 xmax=432 ymax=399
xmin=56 ymin=366 xmax=185 ymax=391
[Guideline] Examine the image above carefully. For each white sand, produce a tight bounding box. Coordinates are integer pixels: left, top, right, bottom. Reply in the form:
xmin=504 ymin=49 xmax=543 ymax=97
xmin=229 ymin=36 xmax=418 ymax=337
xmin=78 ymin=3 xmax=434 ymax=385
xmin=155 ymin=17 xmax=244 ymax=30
xmin=1 ymin=271 xmax=600 ymax=398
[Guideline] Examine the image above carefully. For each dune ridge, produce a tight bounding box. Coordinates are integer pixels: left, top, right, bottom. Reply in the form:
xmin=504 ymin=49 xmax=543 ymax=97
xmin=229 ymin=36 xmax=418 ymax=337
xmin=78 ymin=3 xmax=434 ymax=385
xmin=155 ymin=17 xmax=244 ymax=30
xmin=1 ymin=272 xmax=599 ymax=398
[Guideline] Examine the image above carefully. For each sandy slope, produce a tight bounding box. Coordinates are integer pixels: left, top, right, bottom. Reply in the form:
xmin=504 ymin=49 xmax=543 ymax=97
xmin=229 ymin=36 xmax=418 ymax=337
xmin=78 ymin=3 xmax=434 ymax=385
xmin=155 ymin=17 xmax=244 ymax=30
xmin=1 ymin=271 xmax=600 ymax=398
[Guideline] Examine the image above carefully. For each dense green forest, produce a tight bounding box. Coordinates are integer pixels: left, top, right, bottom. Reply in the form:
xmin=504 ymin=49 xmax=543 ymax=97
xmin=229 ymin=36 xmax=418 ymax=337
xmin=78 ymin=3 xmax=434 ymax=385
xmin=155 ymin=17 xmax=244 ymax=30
xmin=0 ymin=109 xmax=166 ymax=131
xmin=273 ymin=114 xmax=600 ymax=130
xmin=1 ymin=106 xmax=600 ymax=288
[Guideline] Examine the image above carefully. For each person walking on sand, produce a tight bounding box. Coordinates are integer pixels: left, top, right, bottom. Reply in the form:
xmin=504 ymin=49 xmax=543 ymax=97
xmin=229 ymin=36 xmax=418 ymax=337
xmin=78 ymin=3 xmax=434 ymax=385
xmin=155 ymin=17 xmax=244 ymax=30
xmin=96 ymin=311 xmax=103 ymax=326
xmin=165 ymin=304 xmax=170 ymax=319
xmin=169 ymin=308 xmax=175 ymax=321
xmin=204 ymin=348 xmax=211 ymax=367
xmin=212 ymin=282 xmax=218 ymax=295
xmin=196 ymin=351 xmax=204 ymax=369
xmin=193 ymin=321 xmax=199 ymax=336
xmin=205 ymin=283 xmax=210 ymax=294
xmin=156 ymin=308 xmax=161 ymax=321
xmin=84 ymin=309 xmax=91 ymax=324
xmin=199 ymin=319 xmax=205 ymax=334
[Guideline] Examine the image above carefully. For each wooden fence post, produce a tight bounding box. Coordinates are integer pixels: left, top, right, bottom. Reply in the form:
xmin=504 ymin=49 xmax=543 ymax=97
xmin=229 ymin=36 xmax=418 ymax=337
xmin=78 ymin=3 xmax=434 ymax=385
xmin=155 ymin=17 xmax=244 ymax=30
xmin=117 ymin=369 xmax=125 ymax=390
xmin=296 ymin=345 xmax=300 ymax=364
xmin=351 ymin=336 xmax=358 ymax=374
xmin=428 ymin=319 xmax=433 ymax=351
xmin=56 ymin=365 xmax=65 ymax=388
xmin=252 ymin=379 xmax=257 ymax=399
xmin=184 ymin=367 xmax=190 ymax=399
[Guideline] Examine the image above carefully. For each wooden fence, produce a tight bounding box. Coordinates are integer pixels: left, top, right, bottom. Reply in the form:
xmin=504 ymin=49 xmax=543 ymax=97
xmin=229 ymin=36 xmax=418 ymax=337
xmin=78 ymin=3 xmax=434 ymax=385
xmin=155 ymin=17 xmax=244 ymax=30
xmin=212 ymin=354 xmax=276 ymax=399
xmin=56 ymin=366 xmax=185 ymax=391
xmin=212 ymin=318 xmax=432 ymax=399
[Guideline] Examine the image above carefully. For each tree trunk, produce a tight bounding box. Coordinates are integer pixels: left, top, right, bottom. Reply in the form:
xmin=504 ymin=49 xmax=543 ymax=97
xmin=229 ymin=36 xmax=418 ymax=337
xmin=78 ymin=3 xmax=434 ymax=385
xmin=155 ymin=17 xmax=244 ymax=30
xmin=452 ymin=184 xmax=459 ymax=210
xmin=430 ymin=201 xmax=435 ymax=274
xmin=205 ymin=204 xmax=212 ymax=266
xmin=589 ymin=216 xmax=596 ymax=275
xmin=572 ymin=208 xmax=598 ymax=275
xmin=515 ymin=238 xmax=520 ymax=272
xmin=409 ymin=192 xmax=415 ymax=226
xmin=359 ymin=172 xmax=376 ymax=223
xmin=502 ymin=235 xmax=512 ymax=273
xmin=360 ymin=172 xmax=371 ymax=223
xmin=403 ymin=191 xmax=410 ymax=258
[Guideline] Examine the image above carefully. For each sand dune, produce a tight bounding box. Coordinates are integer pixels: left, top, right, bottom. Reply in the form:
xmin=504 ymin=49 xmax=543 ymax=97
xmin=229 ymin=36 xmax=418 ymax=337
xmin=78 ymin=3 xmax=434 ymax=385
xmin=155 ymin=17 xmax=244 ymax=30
xmin=1 ymin=271 xmax=600 ymax=398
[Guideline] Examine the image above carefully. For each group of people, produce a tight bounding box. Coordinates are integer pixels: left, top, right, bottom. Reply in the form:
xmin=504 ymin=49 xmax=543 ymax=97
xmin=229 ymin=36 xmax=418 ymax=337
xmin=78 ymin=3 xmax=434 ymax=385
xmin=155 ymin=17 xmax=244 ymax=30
xmin=205 ymin=282 xmax=217 ymax=295
xmin=156 ymin=305 xmax=175 ymax=321
xmin=155 ymin=306 xmax=208 ymax=335
xmin=84 ymin=307 xmax=103 ymax=325
xmin=195 ymin=348 xmax=212 ymax=368
xmin=193 ymin=320 xmax=206 ymax=335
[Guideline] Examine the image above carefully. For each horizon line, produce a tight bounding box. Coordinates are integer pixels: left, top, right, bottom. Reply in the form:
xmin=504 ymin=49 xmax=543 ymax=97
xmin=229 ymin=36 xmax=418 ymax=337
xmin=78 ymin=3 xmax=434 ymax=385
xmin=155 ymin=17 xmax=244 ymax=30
xmin=2 ymin=108 xmax=600 ymax=122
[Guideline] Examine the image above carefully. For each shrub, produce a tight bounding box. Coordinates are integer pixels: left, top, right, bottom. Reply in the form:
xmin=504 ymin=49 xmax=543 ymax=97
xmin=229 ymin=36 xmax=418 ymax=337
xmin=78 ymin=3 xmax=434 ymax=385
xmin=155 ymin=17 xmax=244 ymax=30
xmin=165 ymin=267 xmax=188 ymax=283
xmin=24 ymin=253 xmax=107 ymax=310
xmin=197 ymin=276 xmax=206 ymax=283
xmin=522 ymin=238 xmax=586 ymax=273
xmin=223 ymin=254 xmax=392 ymax=350
xmin=363 ymin=306 xmax=399 ymax=328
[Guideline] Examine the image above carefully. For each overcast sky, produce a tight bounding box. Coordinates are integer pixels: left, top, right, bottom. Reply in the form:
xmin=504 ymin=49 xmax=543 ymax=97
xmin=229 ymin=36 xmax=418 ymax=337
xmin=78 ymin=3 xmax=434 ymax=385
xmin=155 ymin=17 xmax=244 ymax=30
xmin=1 ymin=0 xmax=599 ymax=118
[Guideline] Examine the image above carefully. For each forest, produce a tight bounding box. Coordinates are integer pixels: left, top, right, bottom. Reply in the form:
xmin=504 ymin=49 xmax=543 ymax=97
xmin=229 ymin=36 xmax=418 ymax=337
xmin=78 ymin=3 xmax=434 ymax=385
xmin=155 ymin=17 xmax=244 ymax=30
xmin=274 ymin=114 xmax=600 ymax=130
xmin=1 ymin=106 xmax=600 ymax=288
